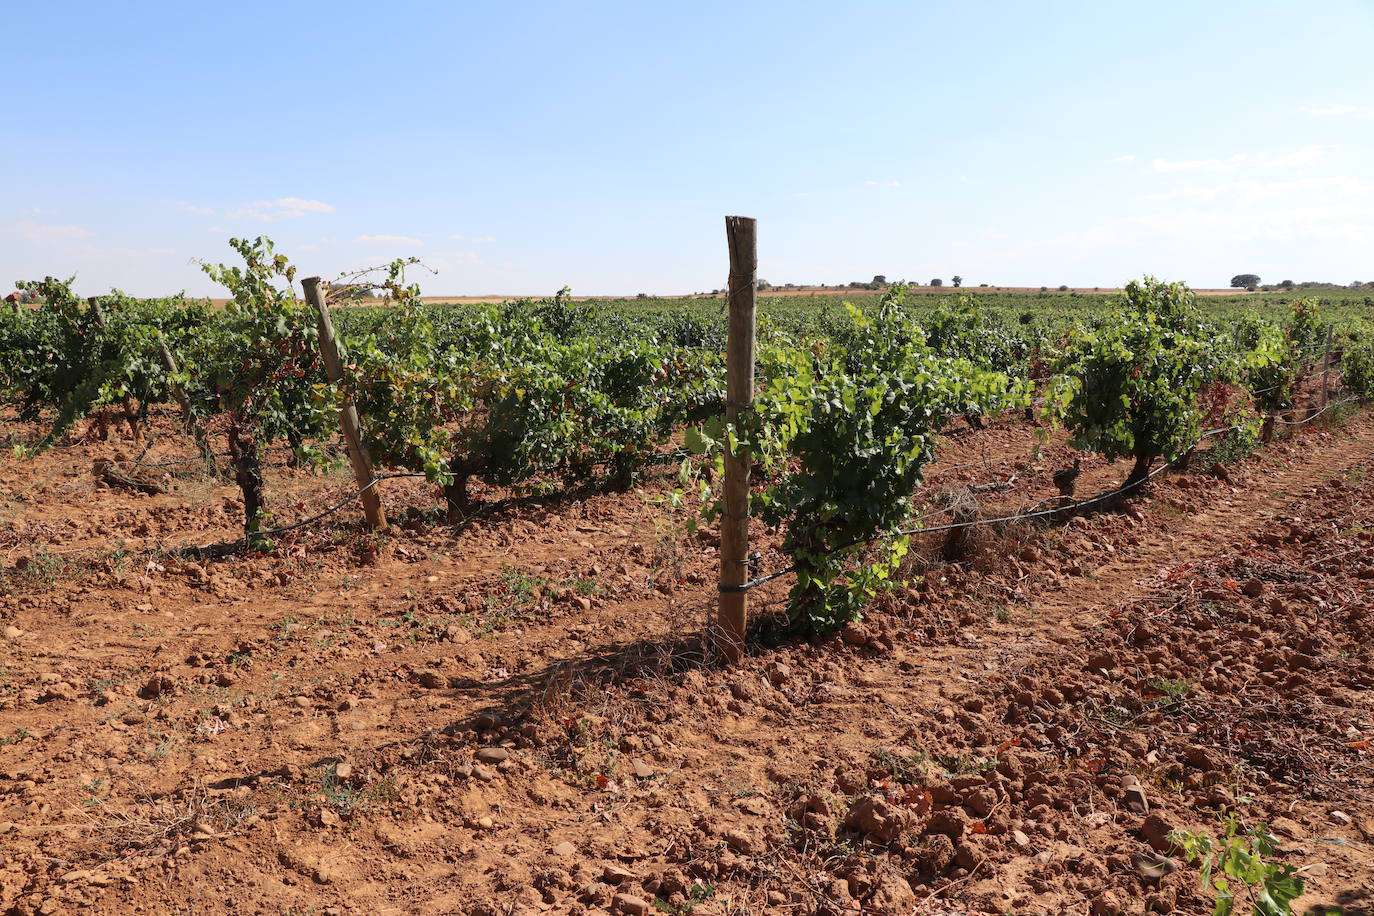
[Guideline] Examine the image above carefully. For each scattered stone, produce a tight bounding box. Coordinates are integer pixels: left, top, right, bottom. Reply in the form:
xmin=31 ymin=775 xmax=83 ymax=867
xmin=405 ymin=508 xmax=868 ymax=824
xmin=1123 ymin=785 xmax=1150 ymax=814
xmin=630 ymin=758 xmax=655 ymax=779
xmin=1330 ymin=810 xmax=1352 ymax=826
xmin=1241 ymin=579 xmax=1265 ymax=598
xmin=602 ymin=864 xmax=639 ymax=885
xmin=1133 ymin=851 xmax=1177 ymax=879
xmin=723 ymin=828 xmax=756 ymax=855
xmin=334 ymin=762 xmax=353 ymax=779
xmin=1140 ymin=814 xmax=1177 ymax=854
xmin=550 ymin=841 xmax=578 ymax=857
xmin=138 ymin=674 xmax=176 ymax=700
xmin=613 ymin=894 xmax=651 ymax=916
xmin=475 ymin=747 xmax=509 ymax=765
xmin=2 ymin=626 xmax=22 ymax=639
xmin=1011 ymin=829 xmax=1030 ymax=848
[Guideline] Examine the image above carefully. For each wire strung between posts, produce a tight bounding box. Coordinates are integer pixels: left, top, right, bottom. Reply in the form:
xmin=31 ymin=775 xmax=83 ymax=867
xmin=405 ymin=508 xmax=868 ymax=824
xmin=1269 ymin=396 xmax=1358 ymax=425
xmin=224 ymin=447 xmax=695 ymax=547
xmin=245 ymin=472 xmax=429 ymax=541
xmin=717 ymin=401 xmax=1356 ymax=595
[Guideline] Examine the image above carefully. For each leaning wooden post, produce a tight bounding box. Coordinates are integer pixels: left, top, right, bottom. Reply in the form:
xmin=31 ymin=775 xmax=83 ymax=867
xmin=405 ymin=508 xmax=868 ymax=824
xmin=301 ymin=277 xmax=387 ymax=531
xmin=156 ymin=332 xmax=216 ymax=470
xmin=1321 ymin=325 xmax=1334 ymax=409
xmin=718 ymin=216 xmax=757 ymax=663
xmin=156 ymin=333 xmax=194 ymax=425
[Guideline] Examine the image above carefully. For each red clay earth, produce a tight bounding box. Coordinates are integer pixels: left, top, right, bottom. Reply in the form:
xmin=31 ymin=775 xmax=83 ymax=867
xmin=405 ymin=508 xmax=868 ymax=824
xmin=0 ymin=406 xmax=1371 ymax=915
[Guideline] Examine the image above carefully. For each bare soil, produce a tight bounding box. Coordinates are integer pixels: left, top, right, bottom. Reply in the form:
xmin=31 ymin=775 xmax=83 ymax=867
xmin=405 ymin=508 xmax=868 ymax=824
xmin=0 ymin=407 xmax=1371 ymax=915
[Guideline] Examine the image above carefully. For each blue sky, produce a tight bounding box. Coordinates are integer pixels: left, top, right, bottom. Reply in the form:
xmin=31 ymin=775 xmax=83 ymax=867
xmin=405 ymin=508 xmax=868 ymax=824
xmin=4 ymin=0 xmax=1373 ymax=296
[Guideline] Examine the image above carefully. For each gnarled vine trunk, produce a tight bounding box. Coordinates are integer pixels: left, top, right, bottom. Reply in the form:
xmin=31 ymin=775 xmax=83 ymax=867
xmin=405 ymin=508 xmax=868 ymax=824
xmin=443 ymin=454 xmax=486 ymax=523
xmin=227 ymin=413 xmax=265 ymax=539
xmin=1123 ymin=453 xmax=1155 ymax=491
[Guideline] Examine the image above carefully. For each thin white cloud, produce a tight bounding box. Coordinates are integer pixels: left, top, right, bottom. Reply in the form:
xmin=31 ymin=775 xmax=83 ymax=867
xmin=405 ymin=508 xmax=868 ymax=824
xmin=1151 ymin=146 xmax=1325 ymax=175
xmin=356 ymin=234 xmax=423 ymax=246
xmin=863 ymin=180 xmax=902 ymax=188
xmin=1268 ymin=145 xmax=1325 ymax=168
xmin=229 ymin=197 xmax=336 ymax=221
xmin=451 ymin=234 xmax=496 ymax=243
xmin=12 ymin=220 xmax=92 ymax=242
xmin=990 ymin=204 xmax=1374 ymax=262
xmin=175 ymin=200 xmax=214 ymax=216
xmin=1145 ymin=175 xmax=1372 ymax=203
xmin=1110 ymin=154 xmax=1135 ymax=164
xmin=1307 ymin=103 xmax=1372 ymax=119
xmin=1151 ymin=154 xmax=1251 ymax=174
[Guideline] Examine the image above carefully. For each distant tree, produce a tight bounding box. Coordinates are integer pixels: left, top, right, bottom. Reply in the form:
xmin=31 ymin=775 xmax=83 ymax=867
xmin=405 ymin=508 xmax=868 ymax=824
xmin=872 ymin=275 xmax=887 ymax=286
xmin=1058 ymin=284 xmax=1069 ymax=292
xmin=978 ymin=283 xmax=989 ymax=287
xmin=951 ymin=275 xmax=963 ymax=287
xmin=1230 ymin=273 xmax=1261 ymax=289
xmin=1351 ymin=281 xmax=1364 ymax=289
xmin=756 ymin=278 xmax=771 ymax=291
xmin=930 ymin=278 xmax=943 ymax=287
xmin=1278 ymin=280 xmax=1295 ymax=290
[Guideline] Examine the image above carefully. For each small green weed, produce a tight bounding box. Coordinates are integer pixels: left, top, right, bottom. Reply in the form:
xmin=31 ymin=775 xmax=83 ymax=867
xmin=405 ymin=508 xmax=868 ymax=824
xmin=654 ymin=883 xmax=716 ymax=914
xmin=1170 ymin=814 xmax=1303 ymax=916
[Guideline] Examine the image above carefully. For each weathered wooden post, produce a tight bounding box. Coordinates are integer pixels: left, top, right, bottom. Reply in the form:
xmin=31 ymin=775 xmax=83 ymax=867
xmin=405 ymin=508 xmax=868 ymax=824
xmin=156 ymin=332 xmax=215 ymax=470
xmin=300 ymin=276 xmax=387 ymax=530
xmin=1321 ymin=325 xmax=1334 ymax=410
xmin=718 ymin=216 xmax=757 ymax=663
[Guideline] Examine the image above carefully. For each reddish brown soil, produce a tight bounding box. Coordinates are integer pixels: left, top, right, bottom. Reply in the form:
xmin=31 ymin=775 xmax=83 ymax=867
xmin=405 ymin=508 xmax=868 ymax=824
xmin=0 ymin=408 xmax=1371 ymax=916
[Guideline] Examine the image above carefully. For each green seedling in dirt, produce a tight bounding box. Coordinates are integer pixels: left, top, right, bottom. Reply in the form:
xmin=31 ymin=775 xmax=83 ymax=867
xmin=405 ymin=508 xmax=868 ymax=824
xmin=83 ymin=777 xmax=108 ymax=808
xmin=1170 ymin=814 xmax=1303 ymax=916
xmin=273 ymin=615 xmax=300 ymax=644
xmin=873 ymin=746 xmax=931 ymax=785
xmin=654 ymin=883 xmax=715 ymax=914
xmin=318 ymin=764 xmax=371 ymax=814
xmin=0 ymin=727 xmax=31 ymax=745
xmin=936 ymin=753 xmax=995 ymax=776
xmin=1145 ymin=678 xmax=1196 ymax=712
xmin=499 ymin=565 xmax=549 ymax=608
xmin=570 ymin=576 xmax=605 ymax=597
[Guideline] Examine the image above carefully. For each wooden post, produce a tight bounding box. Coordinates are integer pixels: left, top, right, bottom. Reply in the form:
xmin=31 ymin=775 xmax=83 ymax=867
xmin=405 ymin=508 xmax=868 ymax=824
xmin=718 ymin=216 xmax=757 ymax=663
xmin=87 ymin=296 xmax=105 ymax=329
xmin=1321 ymin=325 xmax=1334 ymax=409
xmin=156 ymin=333 xmax=193 ymax=424
xmin=300 ymin=276 xmax=387 ymax=531
xmin=157 ymin=332 xmax=216 ymax=470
